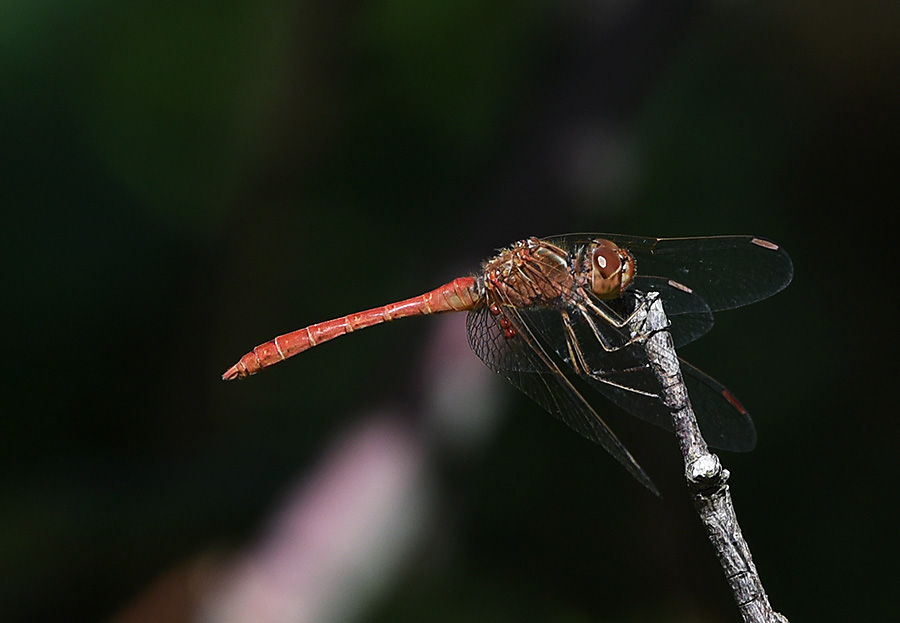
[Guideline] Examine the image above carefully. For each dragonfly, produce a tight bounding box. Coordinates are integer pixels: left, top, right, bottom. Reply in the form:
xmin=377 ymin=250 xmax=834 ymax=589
xmin=223 ymin=234 xmax=793 ymax=493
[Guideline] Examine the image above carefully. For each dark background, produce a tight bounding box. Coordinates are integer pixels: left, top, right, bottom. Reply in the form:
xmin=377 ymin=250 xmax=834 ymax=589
xmin=3 ymin=1 xmax=898 ymax=621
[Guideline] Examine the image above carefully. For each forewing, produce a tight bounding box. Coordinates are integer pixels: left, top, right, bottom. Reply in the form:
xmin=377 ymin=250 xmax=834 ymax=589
xmin=466 ymin=305 xmax=658 ymax=494
xmin=627 ymin=276 xmax=714 ymax=347
xmin=545 ymin=233 xmax=794 ymax=312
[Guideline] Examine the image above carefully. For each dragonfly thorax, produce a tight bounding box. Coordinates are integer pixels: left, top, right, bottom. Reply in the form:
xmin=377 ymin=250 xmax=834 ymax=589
xmin=479 ymin=237 xmax=575 ymax=308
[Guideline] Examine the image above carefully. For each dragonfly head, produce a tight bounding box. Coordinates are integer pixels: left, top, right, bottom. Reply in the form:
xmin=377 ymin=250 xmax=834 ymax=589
xmin=589 ymin=239 xmax=636 ymax=300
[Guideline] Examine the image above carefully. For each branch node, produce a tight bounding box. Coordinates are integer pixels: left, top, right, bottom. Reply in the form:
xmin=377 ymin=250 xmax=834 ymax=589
xmin=687 ymin=454 xmax=728 ymax=493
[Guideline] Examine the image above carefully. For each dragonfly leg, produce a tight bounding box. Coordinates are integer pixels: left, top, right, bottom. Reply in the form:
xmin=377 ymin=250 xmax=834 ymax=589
xmin=575 ymin=305 xmax=643 ymax=353
xmin=564 ymin=306 xmax=660 ymax=399
xmin=560 ymin=309 xmax=592 ymax=375
xmin=577 ymin=288 xmax=666 ymax=351
xmin=577 ymin=286 xmax=651 ymax=332
xmin=584 ymin=365 xmax=660 ymax=399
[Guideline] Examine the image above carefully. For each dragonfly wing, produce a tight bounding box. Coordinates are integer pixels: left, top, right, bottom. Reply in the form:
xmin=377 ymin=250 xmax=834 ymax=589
xmin=545 ymin=233 xmax=794 ymax=312
xmin=466 ymin=305 xmax=659 ymax=495
xmin=679 ymin=360 xmax=756 ymax=451
xmin=574 ymin=356 xmax=757 ymax=452
xmin=627 ymin=276 xmax=714 ymax=347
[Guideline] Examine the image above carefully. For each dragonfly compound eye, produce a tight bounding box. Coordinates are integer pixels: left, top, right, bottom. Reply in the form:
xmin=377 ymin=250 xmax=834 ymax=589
xmin=590 ymin=239 xmax=635 ymax=300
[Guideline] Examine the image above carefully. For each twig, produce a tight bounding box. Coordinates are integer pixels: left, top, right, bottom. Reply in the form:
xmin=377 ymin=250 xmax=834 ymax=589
xmin=633 ymin=292 xmax=789 ymax=623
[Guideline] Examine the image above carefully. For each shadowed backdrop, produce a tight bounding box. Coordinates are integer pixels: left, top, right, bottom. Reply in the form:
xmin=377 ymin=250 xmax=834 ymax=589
xmin=2 ymin=1 xmax=898 ymax=621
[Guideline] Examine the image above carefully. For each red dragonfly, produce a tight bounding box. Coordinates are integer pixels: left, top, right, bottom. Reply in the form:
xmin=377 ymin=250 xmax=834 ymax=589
xmin=223 ymin=234 xmax=793 ymax=492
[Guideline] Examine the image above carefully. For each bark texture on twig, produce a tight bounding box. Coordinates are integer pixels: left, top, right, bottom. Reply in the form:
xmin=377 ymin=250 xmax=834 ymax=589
xmin=633 ymin=292 xmax=788 ymax=623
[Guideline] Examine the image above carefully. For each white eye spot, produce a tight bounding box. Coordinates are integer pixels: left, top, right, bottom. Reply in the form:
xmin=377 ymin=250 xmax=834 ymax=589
xmin=595 ymin=254 xmax=607 ymax=269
